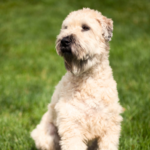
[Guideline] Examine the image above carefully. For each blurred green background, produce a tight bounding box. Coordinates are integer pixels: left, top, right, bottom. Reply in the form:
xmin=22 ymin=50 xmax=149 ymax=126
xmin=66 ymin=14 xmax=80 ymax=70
xmin=0 ymin=0 xmax=150 ymax=149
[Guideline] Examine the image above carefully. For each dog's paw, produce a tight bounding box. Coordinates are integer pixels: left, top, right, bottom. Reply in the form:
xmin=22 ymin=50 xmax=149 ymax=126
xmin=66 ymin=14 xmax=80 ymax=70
xmin=31 ymin=124 xmax=59 ymax=150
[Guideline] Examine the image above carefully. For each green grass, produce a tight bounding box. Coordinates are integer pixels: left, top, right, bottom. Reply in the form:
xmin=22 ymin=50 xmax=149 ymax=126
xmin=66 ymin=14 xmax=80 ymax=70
xmin=0 ymin=0 xmax=150 ymax=149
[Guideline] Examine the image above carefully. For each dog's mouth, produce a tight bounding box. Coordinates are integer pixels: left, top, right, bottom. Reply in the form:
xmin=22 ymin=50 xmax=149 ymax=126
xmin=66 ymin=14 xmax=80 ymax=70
xmin=61 ymin=48 xmax=72 ymax=54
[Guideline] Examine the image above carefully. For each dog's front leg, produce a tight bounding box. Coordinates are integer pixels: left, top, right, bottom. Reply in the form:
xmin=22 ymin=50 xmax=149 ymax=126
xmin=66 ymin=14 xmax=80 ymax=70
xmin=58 ymin=121 xmax=87 ymax=150
xmin=55 ymin=102 xmax=87 ymax=150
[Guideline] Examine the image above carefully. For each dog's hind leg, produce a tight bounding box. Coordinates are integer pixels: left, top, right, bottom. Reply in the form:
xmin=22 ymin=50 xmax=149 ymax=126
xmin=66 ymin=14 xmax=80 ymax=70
xmin=31 ymin=106 xmax=60 ymax=150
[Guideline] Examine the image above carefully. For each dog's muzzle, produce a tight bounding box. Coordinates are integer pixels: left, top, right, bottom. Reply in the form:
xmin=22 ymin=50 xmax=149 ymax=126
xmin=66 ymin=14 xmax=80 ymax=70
xmin=60 ymin=36 xmax=72 ymax=54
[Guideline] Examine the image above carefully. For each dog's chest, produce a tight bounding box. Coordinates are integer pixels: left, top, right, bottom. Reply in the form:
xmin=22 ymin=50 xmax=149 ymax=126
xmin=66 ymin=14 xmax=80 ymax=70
xmin=54 ymin=76 xmax=118 ymax=137
xmin=57 ymin=77 xmax=108 ymax=118
xmin=61 ymin=76 xmax=103 ymax=101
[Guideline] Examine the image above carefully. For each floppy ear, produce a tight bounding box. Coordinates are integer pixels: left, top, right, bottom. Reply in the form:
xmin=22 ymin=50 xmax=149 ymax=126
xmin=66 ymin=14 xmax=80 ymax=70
xmin=97 ymin=16 xmax=113 ymax=42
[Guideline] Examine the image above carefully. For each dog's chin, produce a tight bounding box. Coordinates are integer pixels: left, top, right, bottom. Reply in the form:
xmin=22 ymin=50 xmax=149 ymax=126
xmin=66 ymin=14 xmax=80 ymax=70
xmin=61 ymin=49 xmax=72 ymax=55
xmin=60 ymin=47 xmax=72 ymax=57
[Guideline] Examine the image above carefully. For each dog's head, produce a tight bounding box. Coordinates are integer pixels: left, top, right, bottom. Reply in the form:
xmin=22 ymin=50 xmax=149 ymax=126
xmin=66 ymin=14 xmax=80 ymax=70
xmin=56 ymin=8 xmax=113 ymax=75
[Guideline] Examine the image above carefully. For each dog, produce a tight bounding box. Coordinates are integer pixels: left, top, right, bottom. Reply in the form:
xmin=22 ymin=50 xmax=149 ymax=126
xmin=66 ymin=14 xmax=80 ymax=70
xmin=31 ymin=8 xmax=123 ymax=150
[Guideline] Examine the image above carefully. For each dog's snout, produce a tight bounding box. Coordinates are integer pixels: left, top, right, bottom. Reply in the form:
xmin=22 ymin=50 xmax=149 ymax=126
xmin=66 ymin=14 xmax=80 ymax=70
xmin=61 ymin=36 xmax=71 ymax=46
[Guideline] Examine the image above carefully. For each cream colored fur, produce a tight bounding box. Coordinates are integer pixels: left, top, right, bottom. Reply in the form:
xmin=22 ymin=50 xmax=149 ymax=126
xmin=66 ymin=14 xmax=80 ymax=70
xmin=31 ymin=8 xmax=123 ymax=150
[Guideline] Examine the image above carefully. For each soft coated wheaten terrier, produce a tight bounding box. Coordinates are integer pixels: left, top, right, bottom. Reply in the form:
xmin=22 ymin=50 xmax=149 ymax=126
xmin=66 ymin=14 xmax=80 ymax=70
xmin=31 ymin=8 xmax=123 ymax=150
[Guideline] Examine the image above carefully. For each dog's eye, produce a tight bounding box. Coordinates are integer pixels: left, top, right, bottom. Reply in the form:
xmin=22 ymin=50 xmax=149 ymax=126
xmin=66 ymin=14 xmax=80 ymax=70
xmin=82 ymin=24 xmax=90 ymax=31
xmin=64 ymin=26 xmax=67 ymax=29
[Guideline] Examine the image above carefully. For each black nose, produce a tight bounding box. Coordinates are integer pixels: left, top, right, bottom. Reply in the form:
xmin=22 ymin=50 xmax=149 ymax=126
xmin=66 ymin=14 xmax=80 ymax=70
xmin=61 ymin=36 xmax=71 ymax=46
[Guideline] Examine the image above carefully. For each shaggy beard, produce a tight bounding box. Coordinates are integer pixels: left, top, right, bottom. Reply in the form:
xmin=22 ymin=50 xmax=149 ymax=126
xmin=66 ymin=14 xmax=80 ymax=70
xmin=64 ymin=55 xmax=89 ymax=75
xmin=56 ymin=44 xmax=101 ymax=75
xmin=64 ymin=54 xmax=102 ymax=76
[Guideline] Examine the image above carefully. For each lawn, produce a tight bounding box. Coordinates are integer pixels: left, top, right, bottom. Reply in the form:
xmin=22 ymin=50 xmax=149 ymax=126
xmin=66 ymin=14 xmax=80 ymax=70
xmin=0 ymin=0 xmax=150 ymax=149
